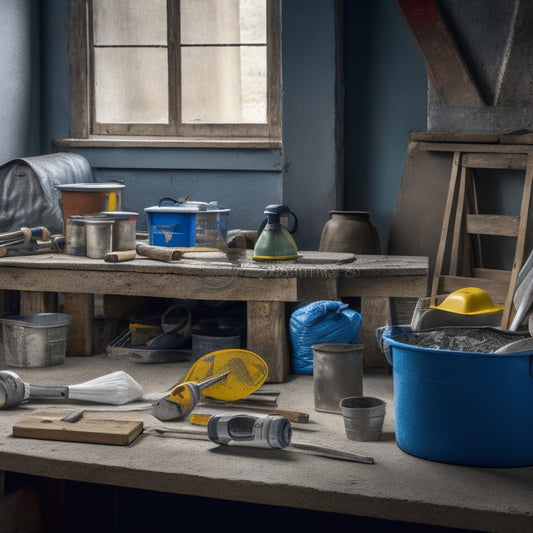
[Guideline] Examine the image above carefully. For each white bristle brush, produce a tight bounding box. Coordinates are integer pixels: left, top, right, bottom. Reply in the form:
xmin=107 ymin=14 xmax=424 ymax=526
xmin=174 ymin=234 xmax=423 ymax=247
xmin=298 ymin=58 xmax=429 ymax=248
xmin=0 ymin=370 xmax=144 ymax=408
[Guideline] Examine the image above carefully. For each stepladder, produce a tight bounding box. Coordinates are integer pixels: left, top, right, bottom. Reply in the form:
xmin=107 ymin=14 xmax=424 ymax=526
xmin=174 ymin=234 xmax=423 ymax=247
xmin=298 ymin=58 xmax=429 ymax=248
xmin=430 ymin=148 xmax=533 ymax=329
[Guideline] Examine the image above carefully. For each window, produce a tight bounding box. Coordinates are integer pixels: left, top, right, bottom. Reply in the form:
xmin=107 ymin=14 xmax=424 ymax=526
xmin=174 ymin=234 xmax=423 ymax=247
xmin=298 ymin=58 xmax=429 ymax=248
xmin=68 ymin=0 xmax=281 ymax=142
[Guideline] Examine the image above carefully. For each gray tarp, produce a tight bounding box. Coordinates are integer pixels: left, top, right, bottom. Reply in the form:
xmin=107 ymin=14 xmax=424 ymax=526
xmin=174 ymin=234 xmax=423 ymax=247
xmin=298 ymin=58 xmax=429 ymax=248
xmin=0 ymin=152 xmax=92 ymax=234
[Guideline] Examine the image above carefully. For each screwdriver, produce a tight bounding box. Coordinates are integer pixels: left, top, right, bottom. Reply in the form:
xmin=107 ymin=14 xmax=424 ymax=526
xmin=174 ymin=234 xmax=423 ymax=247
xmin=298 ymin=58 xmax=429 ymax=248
xmin=152 ymin=370 xmax=232 ymax=421
xmin=146 ymin=413 xmax=374 ymax=464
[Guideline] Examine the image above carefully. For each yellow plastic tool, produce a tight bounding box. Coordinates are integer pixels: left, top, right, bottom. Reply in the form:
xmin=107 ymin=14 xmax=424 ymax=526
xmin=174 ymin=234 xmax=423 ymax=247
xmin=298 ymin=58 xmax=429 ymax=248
xmin=182 ymin=349 xmax=269 ymax=402
xmin=430 ymin=287 xmax=504 ymax=315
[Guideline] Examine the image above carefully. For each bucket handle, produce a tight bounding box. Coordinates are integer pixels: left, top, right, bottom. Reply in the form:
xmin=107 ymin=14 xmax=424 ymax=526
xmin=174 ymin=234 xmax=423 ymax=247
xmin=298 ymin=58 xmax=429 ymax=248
xmin=161 ymin=303 xmax=192 ymax=339
xmin=159 ymin=196 xmax=189 ymax=207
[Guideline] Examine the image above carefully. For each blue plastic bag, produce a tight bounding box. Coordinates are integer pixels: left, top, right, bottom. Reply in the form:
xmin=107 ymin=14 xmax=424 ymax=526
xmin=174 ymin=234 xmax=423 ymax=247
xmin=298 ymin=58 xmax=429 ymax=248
xmin=289 ymin=300 xmax=362 ymax=374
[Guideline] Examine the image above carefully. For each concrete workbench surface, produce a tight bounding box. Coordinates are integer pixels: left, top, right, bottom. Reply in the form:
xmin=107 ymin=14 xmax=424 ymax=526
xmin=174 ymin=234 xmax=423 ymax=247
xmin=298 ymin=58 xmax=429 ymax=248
xmin=0 ymin=353 xmax=531 ymax=533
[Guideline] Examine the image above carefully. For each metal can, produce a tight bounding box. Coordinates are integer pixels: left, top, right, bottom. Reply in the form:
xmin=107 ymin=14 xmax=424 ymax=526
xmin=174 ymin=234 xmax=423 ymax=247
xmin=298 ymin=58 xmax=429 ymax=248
xmin=66 ymin=215 xmax=86 ymax=256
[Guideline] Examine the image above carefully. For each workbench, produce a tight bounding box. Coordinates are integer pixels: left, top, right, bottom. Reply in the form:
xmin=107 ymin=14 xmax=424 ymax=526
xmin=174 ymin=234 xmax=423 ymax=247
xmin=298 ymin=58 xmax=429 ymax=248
xmin=0 ymin=250 xmax=428 ymax=382
xmin=0 ymin=355 xmax=531 ymax=532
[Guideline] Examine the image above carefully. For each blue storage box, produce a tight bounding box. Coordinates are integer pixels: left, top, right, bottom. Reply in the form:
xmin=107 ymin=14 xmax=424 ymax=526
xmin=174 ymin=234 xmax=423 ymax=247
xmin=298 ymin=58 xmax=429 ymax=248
xmin=145 ymin=203 xmax=230 ymax=248
xmin=380 ymin=326 xmax=533 ymax=467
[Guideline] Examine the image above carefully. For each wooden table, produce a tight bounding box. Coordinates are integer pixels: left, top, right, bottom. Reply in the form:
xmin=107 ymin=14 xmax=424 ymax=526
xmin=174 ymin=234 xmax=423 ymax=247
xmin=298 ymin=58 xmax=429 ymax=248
xmin=0 ymin=249 xmax=428 ymax=382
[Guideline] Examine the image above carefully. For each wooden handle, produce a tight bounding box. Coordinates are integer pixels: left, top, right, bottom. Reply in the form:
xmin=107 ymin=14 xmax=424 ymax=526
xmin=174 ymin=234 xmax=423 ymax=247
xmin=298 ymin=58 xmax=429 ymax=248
xmin=104 ymin=250 xmax=137 ymax=263
xmin=136 ymin=244 xmax=182 ymax=262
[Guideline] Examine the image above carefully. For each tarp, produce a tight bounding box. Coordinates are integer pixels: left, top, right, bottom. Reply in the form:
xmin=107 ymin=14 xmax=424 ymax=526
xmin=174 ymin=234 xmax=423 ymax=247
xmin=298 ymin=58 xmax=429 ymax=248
xmin=0 ymin=152 xmax=92 ymax=234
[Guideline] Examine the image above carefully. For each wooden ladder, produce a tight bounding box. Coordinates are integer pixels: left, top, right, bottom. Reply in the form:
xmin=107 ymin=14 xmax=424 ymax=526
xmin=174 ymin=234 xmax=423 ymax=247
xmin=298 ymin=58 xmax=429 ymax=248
xmin=430 ymin=149 xmax=533 ymax=329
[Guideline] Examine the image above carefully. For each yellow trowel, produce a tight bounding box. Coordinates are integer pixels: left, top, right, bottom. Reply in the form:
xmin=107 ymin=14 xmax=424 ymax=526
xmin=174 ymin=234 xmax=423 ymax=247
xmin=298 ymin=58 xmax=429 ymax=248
xmin=151 ymin=349 xmax=269 ymax=421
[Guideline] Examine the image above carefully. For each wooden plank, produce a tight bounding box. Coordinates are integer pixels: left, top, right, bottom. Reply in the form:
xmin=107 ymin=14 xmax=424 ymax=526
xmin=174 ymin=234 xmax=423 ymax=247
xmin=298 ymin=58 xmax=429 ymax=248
xmin=338 ymin=275 xmax=428 ymax=298
xmin=465 ymin=214 xmax=520 ymax=237
xmin=63 ymin=293 xmax=93 ymax=356
xmin=247 ymin=301 xmax=290 ymax=383
xmin=430 ymin=151 xmax=462 ymax=305
xmin=462 ymin=152 xmax=528 ymax=170
xmin=19 ymin=291 xmax=58 ymax=315
xmin=439 ymin=275 xmax=509 ymax=305
xmin=359 ymin=297 xmax=390 ymax=369
xmin=0 ymin=268 xmax=300 ymax=303
xmin=417 ymin=142 xmax=533 ymax=154
xmin=396 ymin=0 xmax=484 ymax=106
xmin=13 ymin=411 xmax=143 ymax=446
xmin=409 ymin=131 xmax=501 ymax=144
xmin=388 ymin=141 xmax=453 ymax=285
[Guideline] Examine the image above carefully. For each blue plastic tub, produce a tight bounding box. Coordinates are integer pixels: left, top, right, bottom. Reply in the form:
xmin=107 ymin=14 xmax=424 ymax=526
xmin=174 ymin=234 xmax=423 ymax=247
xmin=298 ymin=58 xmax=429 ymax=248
xmin=380 ymin=326 xmax=533 ymax=467
xmin=145 ymin=207 xmax=197 ymax=247
xmin=145 ymin=204 xmax=230 ymax=248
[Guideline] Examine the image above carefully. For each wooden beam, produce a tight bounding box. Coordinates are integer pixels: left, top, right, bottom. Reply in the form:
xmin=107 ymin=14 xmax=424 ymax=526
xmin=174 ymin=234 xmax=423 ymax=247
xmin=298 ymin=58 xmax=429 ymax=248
xmin=396 ymin=0 xmax=484 ymax=107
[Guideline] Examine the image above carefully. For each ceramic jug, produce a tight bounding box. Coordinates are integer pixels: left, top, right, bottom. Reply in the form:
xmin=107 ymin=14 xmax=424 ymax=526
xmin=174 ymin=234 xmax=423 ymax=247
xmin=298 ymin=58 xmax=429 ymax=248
xmin=319 ymin=211 xmax=380 ymax=254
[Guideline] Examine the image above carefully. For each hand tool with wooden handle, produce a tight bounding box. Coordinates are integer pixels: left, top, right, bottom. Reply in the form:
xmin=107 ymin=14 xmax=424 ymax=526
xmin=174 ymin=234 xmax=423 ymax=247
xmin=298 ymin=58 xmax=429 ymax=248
xmin=0 ymin=226 xmax=50 ymax=247
xmin=151 ymin=370 xmax=232 ymax=421
xmin=136 ymin=243 xmax=222 ymax=262
xmin=104 ymin=250 xmax=137 ymax=263
xmin=194 ymin=401 xmax=310 ymax=424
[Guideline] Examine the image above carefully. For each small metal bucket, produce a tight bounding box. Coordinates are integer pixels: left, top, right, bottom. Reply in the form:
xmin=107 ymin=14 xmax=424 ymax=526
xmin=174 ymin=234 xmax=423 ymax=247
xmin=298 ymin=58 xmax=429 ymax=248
xmin=312 ymin=343 xmax=363 ymax=414
xmin=340 ymin=396 xmax=386 ymax=441
xmin=83 ymin=216 xmax=114 ymax=258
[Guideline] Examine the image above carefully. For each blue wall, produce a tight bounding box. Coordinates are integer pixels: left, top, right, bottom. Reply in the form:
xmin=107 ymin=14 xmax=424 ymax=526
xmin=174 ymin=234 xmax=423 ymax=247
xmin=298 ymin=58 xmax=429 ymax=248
xmin=0 ymin=0 xmax=427 ymax=251
xmin=343 ymin=1 xmax=427 ymax=250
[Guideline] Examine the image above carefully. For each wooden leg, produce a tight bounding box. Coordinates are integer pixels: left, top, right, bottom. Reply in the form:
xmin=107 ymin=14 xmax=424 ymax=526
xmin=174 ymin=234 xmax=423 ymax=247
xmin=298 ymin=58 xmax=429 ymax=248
xmin=19 ymin=291 xmax=58 ymax=314
xmin=359 ymin=296 xmax=390 ymax=369
xmin=247 ymin=301 xmax=290 ymax=383
xmin=63 ymin=293 xmax=94 ymax=356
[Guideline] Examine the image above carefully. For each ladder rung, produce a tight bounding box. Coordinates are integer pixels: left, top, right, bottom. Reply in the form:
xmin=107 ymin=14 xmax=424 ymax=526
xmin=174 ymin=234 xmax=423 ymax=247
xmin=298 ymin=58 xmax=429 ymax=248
xmin=439 ymin=275 xmax=509 ymax=305
xmin=465 ymin=214 xmax=520 ymax=236
xmin=472 ymin=267 xmax=512 ymax=282
xmin=462 ymin=152 xmax=528 ymax=169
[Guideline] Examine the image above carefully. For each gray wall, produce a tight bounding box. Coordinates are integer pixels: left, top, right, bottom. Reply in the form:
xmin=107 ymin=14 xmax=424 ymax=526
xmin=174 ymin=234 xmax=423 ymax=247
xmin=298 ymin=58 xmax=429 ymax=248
xmin=0 ymin=0 xmax=428 ymax=251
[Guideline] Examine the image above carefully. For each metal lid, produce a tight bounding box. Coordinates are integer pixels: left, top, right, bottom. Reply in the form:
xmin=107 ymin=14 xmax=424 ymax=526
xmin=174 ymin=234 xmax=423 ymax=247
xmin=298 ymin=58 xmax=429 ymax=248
xmin=100 ymin=211 xmax=138 ymax=219
xmin=57 ymin=182 xmax=125 ymax=192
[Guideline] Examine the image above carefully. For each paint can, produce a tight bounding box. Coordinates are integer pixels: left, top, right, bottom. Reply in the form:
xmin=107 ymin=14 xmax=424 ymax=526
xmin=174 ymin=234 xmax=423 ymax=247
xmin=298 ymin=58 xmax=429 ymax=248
xmin=66 ymin=215 xmax=86 ymax=256
xmin=83 ymin=216 xmax=114 ymax=259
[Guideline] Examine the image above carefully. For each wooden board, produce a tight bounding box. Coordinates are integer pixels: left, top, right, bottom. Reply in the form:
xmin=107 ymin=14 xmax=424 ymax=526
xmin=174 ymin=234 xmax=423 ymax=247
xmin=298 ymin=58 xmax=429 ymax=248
xmin=13 ymin=411 xmax=143 ymax=446
xmin=396 ymin=0 xmax=484 ymax=107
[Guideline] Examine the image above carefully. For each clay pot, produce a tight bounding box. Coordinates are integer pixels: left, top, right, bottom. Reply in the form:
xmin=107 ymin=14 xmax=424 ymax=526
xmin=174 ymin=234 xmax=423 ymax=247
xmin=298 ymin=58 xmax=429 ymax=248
xmin=319 ymin=211 xmax=380 ymax=254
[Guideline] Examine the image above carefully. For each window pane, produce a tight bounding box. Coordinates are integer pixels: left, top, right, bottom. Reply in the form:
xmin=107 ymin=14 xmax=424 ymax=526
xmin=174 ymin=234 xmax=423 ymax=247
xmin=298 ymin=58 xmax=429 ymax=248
xmin=94 ymin=48 xmax=168 ymax=124
xmin=181 ymin=46 xmax=266 ymax=124
xmin=93 ymin=0 xmax=167 ymax=46
xmin=181 ymin=0 xmax=266 ymax=44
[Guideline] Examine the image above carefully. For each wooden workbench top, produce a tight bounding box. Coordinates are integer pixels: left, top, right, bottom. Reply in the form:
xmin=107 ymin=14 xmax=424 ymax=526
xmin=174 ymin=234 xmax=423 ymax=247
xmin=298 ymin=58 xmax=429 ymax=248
xmin=0 ymin=249 xmax=428 ymax=279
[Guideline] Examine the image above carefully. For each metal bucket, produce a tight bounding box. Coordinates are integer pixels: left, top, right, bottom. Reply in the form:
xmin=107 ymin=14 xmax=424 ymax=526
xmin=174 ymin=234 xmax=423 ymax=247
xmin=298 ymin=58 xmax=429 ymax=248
xmin=83 ymin=216 xmax=114 ymax=258
xmin=339 ymin=396 xmax=386 ymax=441
xmin=192 ymin=328 xmax=242 ymax=362
xmin=1 ymin=313 xmax=72 ymax=368
xmin=100 ymin=211 xmax=138 ymax=251
xmin=312 ymin=343 xmax=363 ymax=414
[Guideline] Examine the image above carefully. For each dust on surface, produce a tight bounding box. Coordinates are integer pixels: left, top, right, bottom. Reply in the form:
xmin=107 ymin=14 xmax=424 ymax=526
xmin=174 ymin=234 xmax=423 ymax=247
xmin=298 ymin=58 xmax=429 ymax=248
xmin=393 ymin=327 xmax=530 ymax=353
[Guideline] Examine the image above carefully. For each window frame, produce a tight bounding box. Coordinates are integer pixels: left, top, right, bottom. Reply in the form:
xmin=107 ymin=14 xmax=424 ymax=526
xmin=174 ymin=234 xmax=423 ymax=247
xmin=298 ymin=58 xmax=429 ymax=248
xmin=68 ymin=0 xmax=281 ymax=141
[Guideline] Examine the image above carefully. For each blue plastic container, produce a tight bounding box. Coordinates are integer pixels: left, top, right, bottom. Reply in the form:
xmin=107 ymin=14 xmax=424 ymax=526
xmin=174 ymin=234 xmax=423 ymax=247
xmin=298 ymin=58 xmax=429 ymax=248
xmin=381 ymin=327 xmax=533 ymax=467
xmin=145 ymin=203 xmax=230 ymax=248
xmin=145 ymin=206 xmax=197 ymax=247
